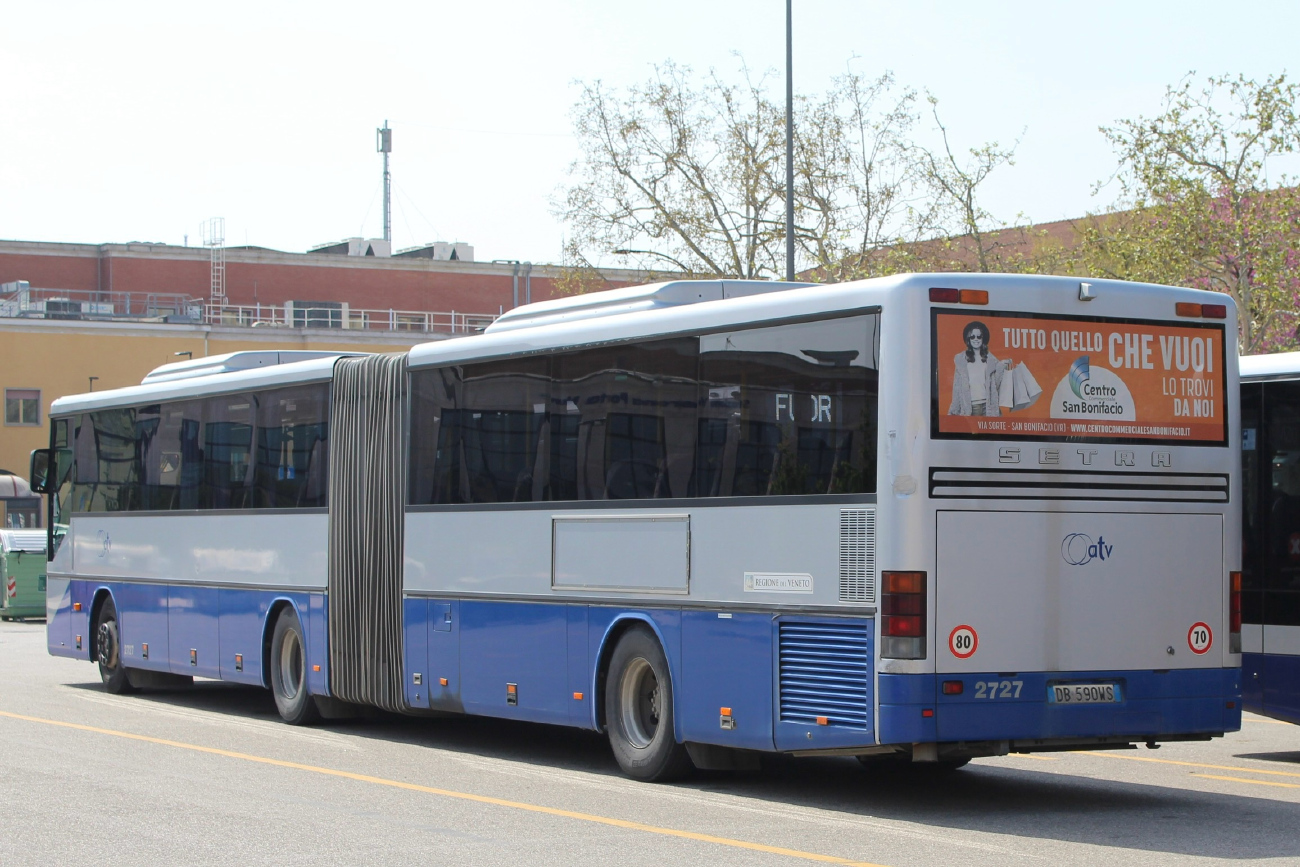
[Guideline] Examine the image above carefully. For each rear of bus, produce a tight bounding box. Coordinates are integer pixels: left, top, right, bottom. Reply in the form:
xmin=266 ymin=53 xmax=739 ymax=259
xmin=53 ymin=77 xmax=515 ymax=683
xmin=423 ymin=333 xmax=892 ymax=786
xmin=877 ymin=275 xmax=1241 ymax=759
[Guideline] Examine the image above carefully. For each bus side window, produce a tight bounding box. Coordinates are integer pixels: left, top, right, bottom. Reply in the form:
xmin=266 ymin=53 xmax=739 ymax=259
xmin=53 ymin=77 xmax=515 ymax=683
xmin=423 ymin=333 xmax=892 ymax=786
xmin=205 ymin=397 xmax=254 ymax=510
xmin=255 ymin=385 xmax=329 ymax=509
xmin=137 ymin=401 xmax=204 ymax=511
xmin=80 ymin=408 xmax=140 ymax=513
xmin=1265 ymin=381 xmax=1300 ymax=624
xmin=695 ymin=314 xmax=879 ymax=496
xmin=552 ymin=339 xmax=698 ymax=501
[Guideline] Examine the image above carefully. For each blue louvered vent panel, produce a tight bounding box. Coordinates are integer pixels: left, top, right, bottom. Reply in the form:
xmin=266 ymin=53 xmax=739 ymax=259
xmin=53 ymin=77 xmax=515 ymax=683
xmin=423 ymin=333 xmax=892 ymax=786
xmin=778 ymin=621 xmax=870 ymax=729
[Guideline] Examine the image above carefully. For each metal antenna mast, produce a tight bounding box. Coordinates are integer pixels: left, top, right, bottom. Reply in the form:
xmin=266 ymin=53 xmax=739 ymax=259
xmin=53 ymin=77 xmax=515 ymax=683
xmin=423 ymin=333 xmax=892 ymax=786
xmin=377 ymin=121 xmax=392 ymax=243
xmin=785 ymin=0 xmax=795 ymax=282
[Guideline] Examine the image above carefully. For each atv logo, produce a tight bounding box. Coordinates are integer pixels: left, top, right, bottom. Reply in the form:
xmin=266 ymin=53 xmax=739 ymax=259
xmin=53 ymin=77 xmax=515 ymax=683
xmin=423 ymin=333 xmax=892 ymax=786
xmin=1062 ymin=533 xmax=1113 ymax=566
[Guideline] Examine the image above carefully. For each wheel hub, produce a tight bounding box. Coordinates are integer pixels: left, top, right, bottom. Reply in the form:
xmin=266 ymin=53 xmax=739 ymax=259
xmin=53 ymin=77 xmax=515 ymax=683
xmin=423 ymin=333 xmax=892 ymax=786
xmin=97 ymin=620 xmax=119 ymax=669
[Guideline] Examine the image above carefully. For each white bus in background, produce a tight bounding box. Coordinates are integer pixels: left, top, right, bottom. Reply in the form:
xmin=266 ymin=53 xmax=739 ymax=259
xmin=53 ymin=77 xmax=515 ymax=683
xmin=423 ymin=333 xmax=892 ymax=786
xmin=1238 ymin=352 xmax=1300 ymax=725
xmin=33 ymin=273 xmax=1241 ymax=781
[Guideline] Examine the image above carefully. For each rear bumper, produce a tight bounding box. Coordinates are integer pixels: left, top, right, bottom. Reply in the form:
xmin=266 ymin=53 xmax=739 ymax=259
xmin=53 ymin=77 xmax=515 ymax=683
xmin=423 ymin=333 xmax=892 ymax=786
xmin=879 ymin=667 xmax=1241 ymax=746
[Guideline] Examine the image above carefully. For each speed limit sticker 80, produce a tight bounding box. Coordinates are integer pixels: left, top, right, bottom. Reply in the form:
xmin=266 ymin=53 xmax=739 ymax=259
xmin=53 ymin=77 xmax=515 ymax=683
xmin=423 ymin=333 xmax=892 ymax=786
xmin=948 ymin=625 xmax=978 ymax=659
xmin=1188 ymin=622 xmax=1213 ymax=654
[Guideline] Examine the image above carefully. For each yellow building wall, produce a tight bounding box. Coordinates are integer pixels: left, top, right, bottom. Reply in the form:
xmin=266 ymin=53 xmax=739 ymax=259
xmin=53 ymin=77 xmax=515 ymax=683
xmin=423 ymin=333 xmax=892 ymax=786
xmin=0 ymin=320 xmax=442 ymax=482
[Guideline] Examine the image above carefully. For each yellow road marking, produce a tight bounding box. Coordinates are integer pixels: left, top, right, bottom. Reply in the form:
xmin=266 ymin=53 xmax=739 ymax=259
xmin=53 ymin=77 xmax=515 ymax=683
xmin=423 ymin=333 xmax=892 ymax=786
xmin=0 ymin=710 xmax=887 ymax=867
xmin=1007 ymin=753 xmax=1057 ymax=761
xmin=1085 ymin=751 xmax=1300 ymax=780
xmin=1192 ymin=774 xmax=1300 ymax=790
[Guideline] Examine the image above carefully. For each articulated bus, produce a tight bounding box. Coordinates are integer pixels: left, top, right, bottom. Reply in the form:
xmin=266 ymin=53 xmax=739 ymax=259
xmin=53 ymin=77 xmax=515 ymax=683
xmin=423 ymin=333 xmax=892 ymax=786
xmin=1239 ymin=352 xmax=1300 ymax=724
xmin=31 ymin=273 xmax=1242 ymax=780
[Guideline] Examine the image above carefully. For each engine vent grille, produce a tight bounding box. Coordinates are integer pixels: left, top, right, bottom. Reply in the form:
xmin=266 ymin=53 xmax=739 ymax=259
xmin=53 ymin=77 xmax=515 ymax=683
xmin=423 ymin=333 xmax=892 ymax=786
xmin=778 ymin=621 xmax=871 ymax=729
xmin=839 ymin=508 xmax=875 ymax=603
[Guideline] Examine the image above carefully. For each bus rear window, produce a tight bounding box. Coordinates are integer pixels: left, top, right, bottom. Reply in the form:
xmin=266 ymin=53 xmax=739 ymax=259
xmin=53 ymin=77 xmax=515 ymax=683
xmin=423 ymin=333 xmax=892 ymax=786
xmin=931 ymin=309 xmax=1227 ymax=445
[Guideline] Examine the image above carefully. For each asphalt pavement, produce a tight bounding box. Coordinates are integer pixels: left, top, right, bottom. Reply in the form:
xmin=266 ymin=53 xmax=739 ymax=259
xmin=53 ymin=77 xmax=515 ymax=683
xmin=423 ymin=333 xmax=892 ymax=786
xmin=1 ymin=620 xmax=1297 ymax=866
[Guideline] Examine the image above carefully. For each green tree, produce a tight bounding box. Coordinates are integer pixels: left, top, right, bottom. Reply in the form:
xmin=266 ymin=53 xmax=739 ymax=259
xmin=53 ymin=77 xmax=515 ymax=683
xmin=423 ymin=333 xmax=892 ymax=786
xmin=1077 ymin=73 xmax=1300 ymax=353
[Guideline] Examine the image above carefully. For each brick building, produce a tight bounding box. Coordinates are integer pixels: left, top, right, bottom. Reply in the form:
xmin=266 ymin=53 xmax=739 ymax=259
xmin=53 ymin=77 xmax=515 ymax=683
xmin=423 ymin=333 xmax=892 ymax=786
xmin=0 ymin=237 xmax=653 ymax=507
xmin=0 ymin=238 xmax=646 ymax=324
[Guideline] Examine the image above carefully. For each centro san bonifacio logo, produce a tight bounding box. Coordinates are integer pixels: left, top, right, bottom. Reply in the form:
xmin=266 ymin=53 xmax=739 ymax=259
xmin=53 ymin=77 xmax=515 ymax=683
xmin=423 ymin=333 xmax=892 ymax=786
xmin=1062 ymin=533 xmax=1114 ymax=566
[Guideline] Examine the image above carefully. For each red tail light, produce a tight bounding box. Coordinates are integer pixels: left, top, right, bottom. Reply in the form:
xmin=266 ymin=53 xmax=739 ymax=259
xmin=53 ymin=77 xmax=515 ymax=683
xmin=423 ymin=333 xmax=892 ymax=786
xmin=929 ymin=287 xmax=960 ymax=303
xmin=882 ymin=571 xmax=926 ymax=659
xmin=1175 ymin=301 xmax=1228 ymax=319
xmin=1229 ymin=571 xmax=1242 ymax=653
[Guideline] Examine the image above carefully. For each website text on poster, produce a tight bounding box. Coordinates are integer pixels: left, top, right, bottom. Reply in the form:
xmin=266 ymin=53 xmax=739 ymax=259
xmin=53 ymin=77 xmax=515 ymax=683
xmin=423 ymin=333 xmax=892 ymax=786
xmin=933 ymin=310 xmax=1227 ymax=444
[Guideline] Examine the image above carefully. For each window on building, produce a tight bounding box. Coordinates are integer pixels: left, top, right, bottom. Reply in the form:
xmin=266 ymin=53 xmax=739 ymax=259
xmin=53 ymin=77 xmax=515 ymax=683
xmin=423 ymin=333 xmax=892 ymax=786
xmin=4 ymin=389 xmax=40 ymax=426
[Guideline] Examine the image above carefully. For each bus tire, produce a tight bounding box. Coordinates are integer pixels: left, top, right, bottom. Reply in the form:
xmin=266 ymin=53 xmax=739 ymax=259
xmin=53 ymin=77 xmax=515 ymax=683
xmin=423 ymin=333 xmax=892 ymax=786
xmin=94 ymin=596 xmax=135 ymax=695
xmin=270 ymin=607 xmax=320 ymax=726
xmin=604 ymin=626 xmax=690 ymax=782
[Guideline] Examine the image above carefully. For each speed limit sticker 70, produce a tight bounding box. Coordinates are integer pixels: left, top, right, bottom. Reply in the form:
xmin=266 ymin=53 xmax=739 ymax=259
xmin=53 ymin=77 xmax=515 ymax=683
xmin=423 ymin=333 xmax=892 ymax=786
xmin=1188 ymin=622 xmax=1213 ymax=654
xmin=948 ymin=625 xmax=978 ymax=659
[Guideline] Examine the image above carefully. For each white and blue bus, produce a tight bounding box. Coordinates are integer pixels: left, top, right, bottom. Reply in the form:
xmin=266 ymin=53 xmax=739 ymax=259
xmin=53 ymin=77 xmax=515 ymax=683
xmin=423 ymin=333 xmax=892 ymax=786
xmin=32 ymin=274 xmax=1242 ymax=780
xmin=1239 ymin=352 xmax=1300 ymax=725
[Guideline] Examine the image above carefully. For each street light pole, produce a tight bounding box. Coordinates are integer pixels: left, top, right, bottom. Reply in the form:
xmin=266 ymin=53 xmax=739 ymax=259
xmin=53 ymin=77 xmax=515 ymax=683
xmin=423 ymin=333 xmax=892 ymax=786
xmin=785 ymin=0 xmax=795 ymax=282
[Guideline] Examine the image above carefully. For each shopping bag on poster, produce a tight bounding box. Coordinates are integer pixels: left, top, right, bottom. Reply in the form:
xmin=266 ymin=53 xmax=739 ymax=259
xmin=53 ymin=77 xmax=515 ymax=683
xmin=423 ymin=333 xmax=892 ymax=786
xmin=1011 ymin=363 xmax=1043 ymax=411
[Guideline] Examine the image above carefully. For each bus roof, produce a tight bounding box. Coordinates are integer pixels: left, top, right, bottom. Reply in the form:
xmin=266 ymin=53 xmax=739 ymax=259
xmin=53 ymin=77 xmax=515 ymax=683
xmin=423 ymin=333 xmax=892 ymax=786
xmin=49 ymin=353 xmax=349 ymax=416
xmin=1240 ymin=351 xmax=1300 ymax=382
xmin=408 ymin=272 xmax=1230 ymax=371
xmin=47 ymin=273 xmax=1232 ymax=414
xmin=484 ymin=279 xmax=814 ymax=334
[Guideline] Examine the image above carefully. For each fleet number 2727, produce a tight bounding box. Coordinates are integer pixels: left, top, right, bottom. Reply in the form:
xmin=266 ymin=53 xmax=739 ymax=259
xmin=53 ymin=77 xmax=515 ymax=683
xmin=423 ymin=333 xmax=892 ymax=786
xmin=973 ymin=680 xmax=1023 ymax=699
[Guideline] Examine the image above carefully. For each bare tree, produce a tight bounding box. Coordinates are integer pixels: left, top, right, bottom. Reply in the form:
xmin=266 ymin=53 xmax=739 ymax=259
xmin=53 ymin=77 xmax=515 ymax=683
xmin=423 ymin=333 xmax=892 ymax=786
xmin=558 ymin=61 xmax=925 ymax=280
xmin=906 ymin=95 xmax=1021 ymax=272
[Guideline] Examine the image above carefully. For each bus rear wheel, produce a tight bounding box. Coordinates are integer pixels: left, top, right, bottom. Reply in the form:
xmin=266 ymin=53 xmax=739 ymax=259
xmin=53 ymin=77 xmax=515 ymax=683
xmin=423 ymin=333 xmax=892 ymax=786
xmin=95 ymin=597 xmax=135 ymax=695
xmin=270 ymin=607 xmax=320 ymax=726
xmin=604 ymin=626 xmax=690 ymax=782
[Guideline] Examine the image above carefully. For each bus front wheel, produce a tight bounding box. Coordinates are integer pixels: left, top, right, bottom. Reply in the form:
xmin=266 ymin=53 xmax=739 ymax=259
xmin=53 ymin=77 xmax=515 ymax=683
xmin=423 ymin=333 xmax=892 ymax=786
xmin=95 ymin=597 xmax=135 ymax=695
xmin=604 ymin=626 xmax=691 ymax=782
xmin=269 ymin=607 xmax=320 ymax=726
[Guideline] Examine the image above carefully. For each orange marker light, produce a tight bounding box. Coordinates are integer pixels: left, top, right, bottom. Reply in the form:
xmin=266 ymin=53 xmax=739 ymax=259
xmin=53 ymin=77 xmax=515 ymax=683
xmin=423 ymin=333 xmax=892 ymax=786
xmin=73 ymin=602 xmax=82 ymax=612
xmin=439 ymin=677 xmax=448 ymax=686
xmin=815 ymin=716 xmax=829 ymax=726
xmin=507 ymin=683 xmax=517 ymax=694
xmin=959 ymin=289 xmax=989 ymax=305
xmin=720 ymin=707 xmax=732 ymax=716
xmin=1175 ymin=302 xmax=1202 ymax=317
xmin=312 ymin=664 xmax=320 ymax=672
xmin=573 ymin=692 xmax=584 ymax=700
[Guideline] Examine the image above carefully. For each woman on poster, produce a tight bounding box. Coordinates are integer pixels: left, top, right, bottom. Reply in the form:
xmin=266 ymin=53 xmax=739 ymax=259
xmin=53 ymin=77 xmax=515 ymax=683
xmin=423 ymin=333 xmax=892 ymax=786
xmin=948 ymin=320 xmax=1011 ymax=416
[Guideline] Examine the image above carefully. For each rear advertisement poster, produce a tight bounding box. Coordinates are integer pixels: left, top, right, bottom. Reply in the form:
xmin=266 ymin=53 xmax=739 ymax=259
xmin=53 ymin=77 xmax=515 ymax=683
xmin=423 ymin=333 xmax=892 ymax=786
xmin=932 ymin=310 xmax=1226 ymax=443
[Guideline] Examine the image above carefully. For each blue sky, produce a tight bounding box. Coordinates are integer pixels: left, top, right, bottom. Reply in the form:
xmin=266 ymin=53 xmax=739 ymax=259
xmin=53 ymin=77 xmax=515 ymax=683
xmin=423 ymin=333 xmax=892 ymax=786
xmin=2 ymin=0 xmax=1296 ymax=266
